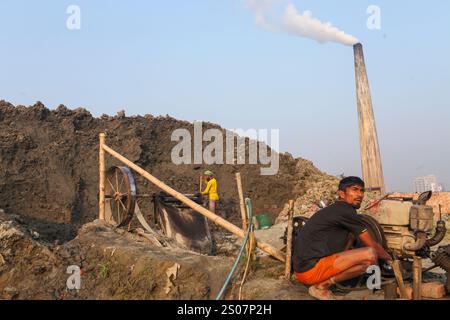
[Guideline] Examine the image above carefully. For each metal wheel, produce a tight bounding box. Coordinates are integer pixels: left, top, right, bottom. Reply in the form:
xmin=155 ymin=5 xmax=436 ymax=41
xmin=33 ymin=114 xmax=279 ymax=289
xmin=105 ymin=166 xmax=136 ymax=227
xmin=335 ymin=215 xmax=391 ymax=292
xmin=360 ymin=214 xmax=387 ymax=248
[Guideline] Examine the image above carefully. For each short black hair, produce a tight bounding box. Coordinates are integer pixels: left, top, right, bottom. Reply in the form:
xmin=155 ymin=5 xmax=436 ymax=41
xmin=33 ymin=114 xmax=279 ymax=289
xmin=338 ymin=176 xmax=365 ymax=192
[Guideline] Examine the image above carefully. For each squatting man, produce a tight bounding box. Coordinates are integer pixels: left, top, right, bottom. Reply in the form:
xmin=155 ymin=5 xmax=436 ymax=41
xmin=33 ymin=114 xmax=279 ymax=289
xmin=293 ymin=177 xmax=393 ymax=300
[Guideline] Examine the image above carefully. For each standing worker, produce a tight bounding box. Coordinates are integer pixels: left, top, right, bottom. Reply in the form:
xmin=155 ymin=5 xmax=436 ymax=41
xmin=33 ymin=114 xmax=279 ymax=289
xmin=201 ymin=170 xmax=219 ymax=214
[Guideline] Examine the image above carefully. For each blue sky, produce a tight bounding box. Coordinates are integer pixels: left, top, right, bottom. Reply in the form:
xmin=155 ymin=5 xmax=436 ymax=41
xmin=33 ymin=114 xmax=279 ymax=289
xmin=1 ymin=0 xmax=449 ymax=191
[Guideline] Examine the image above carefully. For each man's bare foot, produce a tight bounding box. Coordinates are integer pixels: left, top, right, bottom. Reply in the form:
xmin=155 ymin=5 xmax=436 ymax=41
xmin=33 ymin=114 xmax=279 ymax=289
xmin=308 ymin=286 xmax=342 ymax=300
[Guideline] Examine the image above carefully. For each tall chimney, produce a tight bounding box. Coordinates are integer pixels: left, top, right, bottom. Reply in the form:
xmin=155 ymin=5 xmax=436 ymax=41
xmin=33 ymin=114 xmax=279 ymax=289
xmin=353 ymin=43 xmax=385 ymax=194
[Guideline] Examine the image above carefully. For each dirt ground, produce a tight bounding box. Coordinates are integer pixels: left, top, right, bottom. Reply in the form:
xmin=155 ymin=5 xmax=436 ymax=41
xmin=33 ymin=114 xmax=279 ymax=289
xmin=0 ymin=209 xmax=328 ymax=300
xmin=0 ymin=210 xmax=404 ymax=301
xmin=0 ymin=210 xmax=236 ymax=300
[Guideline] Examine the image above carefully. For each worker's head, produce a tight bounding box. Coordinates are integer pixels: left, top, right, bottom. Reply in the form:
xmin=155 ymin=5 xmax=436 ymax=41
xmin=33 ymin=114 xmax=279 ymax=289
xmin=204 ymin=170 xmax=214 ymax=180
xmin=337 ymin=177 xmax=365 ymax=209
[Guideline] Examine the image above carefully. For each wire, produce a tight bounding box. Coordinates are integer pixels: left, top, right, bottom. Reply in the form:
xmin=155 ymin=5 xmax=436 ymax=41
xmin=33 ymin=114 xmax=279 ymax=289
xmin=216 ymin=198 xmax=253 ymax=300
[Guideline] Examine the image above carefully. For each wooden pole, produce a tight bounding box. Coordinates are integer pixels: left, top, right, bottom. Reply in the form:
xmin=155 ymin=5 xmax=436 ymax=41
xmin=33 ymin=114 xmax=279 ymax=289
xmin=391 ymin=260 xmax=408 ymax=299
xmin=102 ymin=144 xmax=286 ymax=262
xmin=99 ymin=133 xmax=106 ymax=221
xmin=285 ymin=200 xmax=295 ymax=280
xmin=413 ymin=256 xmax=422 ymax=300
xmin=236 ymin=173 xmax=247 ymax=231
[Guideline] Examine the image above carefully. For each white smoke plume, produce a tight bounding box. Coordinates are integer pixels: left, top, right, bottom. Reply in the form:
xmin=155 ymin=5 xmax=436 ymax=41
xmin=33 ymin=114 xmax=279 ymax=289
xmin=246 ymin=0 xmax=359 ymax=46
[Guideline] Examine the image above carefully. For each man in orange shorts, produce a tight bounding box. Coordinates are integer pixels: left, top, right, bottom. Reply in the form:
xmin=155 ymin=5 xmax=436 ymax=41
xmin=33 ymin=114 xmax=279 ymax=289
xmin=292 ymin=177 xmax=393 ymax=300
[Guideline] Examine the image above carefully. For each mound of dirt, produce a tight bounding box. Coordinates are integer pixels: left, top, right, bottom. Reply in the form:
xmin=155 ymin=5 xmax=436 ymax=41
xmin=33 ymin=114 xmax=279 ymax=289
xmin=0 ymin=210 xmax=233 ymax=300
xmin=0 ymin=100 xmax=334 ymax=240
xmin=276 ymin=177 xmax=384 ymax=223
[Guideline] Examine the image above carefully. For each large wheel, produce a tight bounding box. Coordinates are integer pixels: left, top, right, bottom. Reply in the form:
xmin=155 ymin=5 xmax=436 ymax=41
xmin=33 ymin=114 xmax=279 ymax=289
xmin=335 ymin=215 xmax=391 ymax=292
xmin=359 ymin=214 xmax=387 ymax=248
xmin=105 ymin=166 xmax=136 ymax=227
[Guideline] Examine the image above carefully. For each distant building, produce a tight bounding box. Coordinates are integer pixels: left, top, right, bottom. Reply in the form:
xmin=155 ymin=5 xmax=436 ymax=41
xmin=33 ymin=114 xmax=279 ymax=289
xmin=414 ymin=175 xmax=443 ymax=193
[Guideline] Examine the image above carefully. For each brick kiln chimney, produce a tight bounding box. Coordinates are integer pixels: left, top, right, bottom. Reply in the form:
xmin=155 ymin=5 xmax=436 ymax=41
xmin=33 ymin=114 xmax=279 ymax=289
xmin=354 ymin=43 xmax=385 ymax=194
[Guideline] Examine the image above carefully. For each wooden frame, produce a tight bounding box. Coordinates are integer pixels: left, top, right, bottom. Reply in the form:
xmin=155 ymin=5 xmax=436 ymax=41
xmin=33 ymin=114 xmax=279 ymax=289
xmin=99 ymin=133 xmax=285 ymax=262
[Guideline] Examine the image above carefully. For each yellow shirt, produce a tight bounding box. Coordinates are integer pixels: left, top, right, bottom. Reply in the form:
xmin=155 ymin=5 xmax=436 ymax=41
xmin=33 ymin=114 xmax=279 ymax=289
xmin=202 ymin=178 xmax=219 ymax=201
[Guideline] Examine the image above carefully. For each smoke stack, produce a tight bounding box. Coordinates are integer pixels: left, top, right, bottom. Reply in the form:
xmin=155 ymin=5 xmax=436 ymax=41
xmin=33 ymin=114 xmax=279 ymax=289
xmin=354 ymin=43 xmax=385 ymax=194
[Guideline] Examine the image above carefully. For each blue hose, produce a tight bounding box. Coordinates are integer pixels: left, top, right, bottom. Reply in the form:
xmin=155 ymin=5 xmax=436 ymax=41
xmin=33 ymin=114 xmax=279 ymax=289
xmin=216 ymin=198 xmax=253 ymax=300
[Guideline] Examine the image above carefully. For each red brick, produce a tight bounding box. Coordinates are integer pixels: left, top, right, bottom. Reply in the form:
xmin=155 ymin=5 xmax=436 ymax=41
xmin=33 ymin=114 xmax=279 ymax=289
xmin=397 ymin=282 xmax=446 ymax=300
xmin=421 ymin=282 xmax=446 ymax=299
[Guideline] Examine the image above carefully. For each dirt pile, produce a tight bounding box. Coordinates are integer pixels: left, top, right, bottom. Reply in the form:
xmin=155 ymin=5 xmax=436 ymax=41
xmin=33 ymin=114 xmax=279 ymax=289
xmin=0 ymin=209 xmax=233 ymax=300
xmin=276 ymin=178 xmax=384 ymax=223
xmin=276 ymin=176 xmax=339 ymax=222
xmin=0 ymin=208 xmax=324 ymax=300
xmin=0 ymin=100 xmax=334 ymax=239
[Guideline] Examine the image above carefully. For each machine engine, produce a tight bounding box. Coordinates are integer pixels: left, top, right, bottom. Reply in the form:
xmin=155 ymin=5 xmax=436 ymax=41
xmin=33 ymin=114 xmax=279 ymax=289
xmin=364 ymin=191 xmax=447 ymax=259
xmin=285 ymin=191 xmax=450 ymax=292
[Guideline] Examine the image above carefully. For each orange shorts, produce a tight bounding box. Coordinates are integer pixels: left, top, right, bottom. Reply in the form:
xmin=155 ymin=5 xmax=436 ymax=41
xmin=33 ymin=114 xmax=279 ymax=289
xmin=295 ymin=254 xmax=342 ymax=286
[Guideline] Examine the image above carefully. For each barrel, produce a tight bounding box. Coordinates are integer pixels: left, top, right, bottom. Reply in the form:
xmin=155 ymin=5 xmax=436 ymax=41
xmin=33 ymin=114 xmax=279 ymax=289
xmin=256 ymin=214 xmax=272 ymax=230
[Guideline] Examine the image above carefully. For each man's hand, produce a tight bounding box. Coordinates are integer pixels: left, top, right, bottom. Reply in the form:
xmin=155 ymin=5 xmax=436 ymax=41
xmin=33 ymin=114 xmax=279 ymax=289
xmin=359 ymin=231 xmax=393 ymax=262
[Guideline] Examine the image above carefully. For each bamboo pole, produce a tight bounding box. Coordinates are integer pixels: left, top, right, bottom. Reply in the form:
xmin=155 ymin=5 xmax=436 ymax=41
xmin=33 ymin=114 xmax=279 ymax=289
xmin=99 ymin=133 xmax=106 ymax=221
xmin=391 ymin=260 xmax=408 ymax=299
xmin=102 ymin=144 xmax=285 ymax=262
xmin=236 ymin=173 xmax=247 ymax=231
xmin=285 ymin=200 xmax=295 ymax=280
xmin=413 ymin=256 xmax=422 ymax=300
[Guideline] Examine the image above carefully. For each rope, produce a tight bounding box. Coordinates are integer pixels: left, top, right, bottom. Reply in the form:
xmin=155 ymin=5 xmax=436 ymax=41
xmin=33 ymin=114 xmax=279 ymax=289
xmin=216 ymin=198 xmax=253 ymax=300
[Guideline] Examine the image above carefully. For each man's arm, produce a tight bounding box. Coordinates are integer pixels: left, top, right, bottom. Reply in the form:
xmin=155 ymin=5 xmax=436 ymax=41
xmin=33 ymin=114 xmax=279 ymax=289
xmin=359 ymin=231 xmax=393 ymax=262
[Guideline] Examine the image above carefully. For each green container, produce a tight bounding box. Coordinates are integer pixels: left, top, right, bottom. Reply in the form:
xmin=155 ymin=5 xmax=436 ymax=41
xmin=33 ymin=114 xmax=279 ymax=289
xmin=256 ymin=214 xmax=271 ymax=230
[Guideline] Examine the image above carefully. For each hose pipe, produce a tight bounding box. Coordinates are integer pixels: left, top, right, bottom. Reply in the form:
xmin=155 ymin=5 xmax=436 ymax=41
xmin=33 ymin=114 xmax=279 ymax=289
xmin=404 ymin=232 xmax=427 ymax=251
xmin=426 ymin=221 xmax=447 ymax=247
xmin=216 ymin=198 xmax=253 ymax=300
